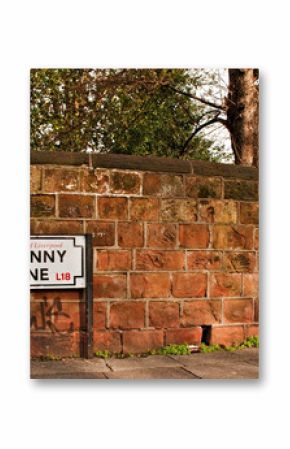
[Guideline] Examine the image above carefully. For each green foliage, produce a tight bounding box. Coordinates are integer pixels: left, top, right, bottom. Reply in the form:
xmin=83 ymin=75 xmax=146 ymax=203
xmin=149 ymin=344 xmax=191 ymax=356
xmin=199 ymin=343 xmax=222 ymax=353
xmin=95 ymin=350 xmax=111 ymax=359
xmin=31 ymin=68 xmax=230 ymax=162
xmin=200 ymin=336 xmax=259 ymax=353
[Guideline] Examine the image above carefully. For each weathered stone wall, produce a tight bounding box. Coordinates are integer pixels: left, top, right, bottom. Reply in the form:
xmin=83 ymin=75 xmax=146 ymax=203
xmin=30 ymin=152 xmax=259 ymax=357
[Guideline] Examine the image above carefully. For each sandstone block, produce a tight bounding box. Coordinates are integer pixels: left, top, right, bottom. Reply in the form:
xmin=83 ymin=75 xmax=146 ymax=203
xmin=185 ymin=176 xmax=222 ymax=198
xmin=93 ymin=330 xmax=121 ymax=353
xmin=224 ymin=180 xmax=258 ymax=201
xmin=110 ymin=170 xmax=141 ymax=194
xmin=165 ymin=328 xmax=202 ymax=345
xmin=213 ymin=225 xmax=254 ymax=250
xmin=130 ymin=273 xmax=170 ymax=298
xmin=187 ymin=251 xmax=222 ymax=270
xmin=179 ymin=224 xmax=210 ymax=248
xmin=149 ymin=302 xmax=180 ymax=328
xmin=123 ymin=330 xmax=163 ymax=353
xmin=223 ymin=299 xmax=254 ymax=323
xmin=97 ymin=250 xmax=132 ymax=271
xmin=210 ymin=273 xmax=241 ymax=297
xmin=210 ymin=326 xmax=245 ymax=346
xmin=81 ymin=168 xmax=109 ymax=193
xmin=143 ymin=173 xmax=184 ymax=197
xmin=58 ymin=194 xmax=95 ymax=218
xmin=130 ymin=197 xmax=158 ymax=221
xmin=98 ymin=197 xmax=128 ymax=219
xmin=118 ymin=222 xmax=144 ymax=248
xmin=182 ymin=300 xmax=222 ymax=326
xmin=199 ymin=200 xmax=237 ymax=223
xmin=93 ymin=274 xmax=127 ymax=298
xmin=31 ymin=194 xmax=55 ymax=217
xmin=147 ymin=223 xmax=177 ymax=248
xmin=172 ymin=273 xmax=207 ymax=298
xmin=110 ymin=301 xmax=145 ymax=329
xmin=87 ymin=221 xmax=115 ymax=246
xmin=136 ymin=250 xmax=184 ymax=270
xmin=160 ymin=199 xmax=197 ymax=222
xmin=43 ymin=168 xmax=80 ymax=192
xmin=240 ymin=202 xmax=259 ymax=224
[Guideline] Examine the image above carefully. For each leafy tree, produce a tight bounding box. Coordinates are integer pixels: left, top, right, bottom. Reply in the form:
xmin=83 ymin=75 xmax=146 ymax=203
xmin=30 ymin=68 xmax=231 ymax=162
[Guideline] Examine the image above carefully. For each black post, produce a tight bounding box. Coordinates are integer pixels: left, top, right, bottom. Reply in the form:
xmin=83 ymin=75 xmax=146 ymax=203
xmin=84 ymin=233 xmax=93 ymax=359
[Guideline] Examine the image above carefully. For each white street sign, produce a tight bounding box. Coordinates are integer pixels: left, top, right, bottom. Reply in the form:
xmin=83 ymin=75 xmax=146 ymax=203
xmin=30 ymin=236 xmax=86 ymax=289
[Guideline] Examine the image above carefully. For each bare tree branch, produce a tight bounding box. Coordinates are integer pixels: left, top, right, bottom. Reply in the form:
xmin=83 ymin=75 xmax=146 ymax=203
xmin=166 ymin=85 xmax=225 ymax=110
xmin=180 ymin=114 xmax=229 ymax=156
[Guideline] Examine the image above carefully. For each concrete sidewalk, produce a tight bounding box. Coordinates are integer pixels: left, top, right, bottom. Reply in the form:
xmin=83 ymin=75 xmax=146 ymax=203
xmin=31 ymin=348 xmax=259 ymax=379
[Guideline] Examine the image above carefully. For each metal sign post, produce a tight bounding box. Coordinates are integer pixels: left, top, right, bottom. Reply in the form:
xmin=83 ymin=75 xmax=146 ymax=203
xmin=30 ymin=234 xmax=93 ymax=359
xmin=84 ymin=233 xmax=93 ymax=359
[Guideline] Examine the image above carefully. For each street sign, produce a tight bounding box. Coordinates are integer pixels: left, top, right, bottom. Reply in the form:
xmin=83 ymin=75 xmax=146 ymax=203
xmin=30 ymin=236 xmax=86 ymax=289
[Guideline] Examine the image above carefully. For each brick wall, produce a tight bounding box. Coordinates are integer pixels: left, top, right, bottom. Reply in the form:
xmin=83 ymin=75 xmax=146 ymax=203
xmin=30 ymin=152 xmax=259 ymax=356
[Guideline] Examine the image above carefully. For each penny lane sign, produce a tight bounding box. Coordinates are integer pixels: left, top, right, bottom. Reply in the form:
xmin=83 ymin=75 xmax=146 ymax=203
xmin=30 ymin=236 xmax=86 ymax=289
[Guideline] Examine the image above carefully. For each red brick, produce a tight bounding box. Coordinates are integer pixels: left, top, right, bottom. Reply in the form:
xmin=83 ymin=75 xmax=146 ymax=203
xmin=240 ymin=202 xmax=259 ymax=224
xmin=30 ymin=301 xmax=83 ymax=332
xmin=223 ymin=299 xmax=253 ymax=323
xmin=130 ymin=197 xmax=158 ymax=221
xmin=243 ymin=273 xmax=259 ymax=297
xmin=179 ymin=224 xmax=210 ymax=248
xmin=160 ymin=199 xmax=197 ymax=222
xmin=30 ymin=166 xmax=42 ymax=193
xmin=110 ymin=301 xmax=145 ymax=329
xmin=210 ymin=273 xmax=241 ymax=297
xmin=165 ymin=328 xmax=202 ymax=345
xmin=118 ymin=222 xmax=144 ymax=248
xmin=93 ymin=330 xmax=121 ymax=353
xmin=136 ymin=250 xmax=184 ymax=271
xmin=123 ymin=330 xmax=164 ymax=353
xmin=31 ymin=219 xmax=84 ymax=235
xmin=130 ymin=273 xmax=170 ymax=298
xmin=172 ymin=273 xmax=207 ymax=298
xmin=58 ymin=194 xmax=95 ymax=218
xmin=93 ymin=302 xmax=106 ymax=329
xmin=43 ymin=168 xmax=80 ymax=192
xmin=244 ymin=324 xmax=259 ymax=338
xmin=143 ymin=173 xmax=184 ymax=196
xmin=31 ymin=332 xmax=80 ymax=357
xmin=210 ymin=326 xmax=245 ymax=346
xmin=213 ymin=225 xmax=254 ymax=249
xmin=187 ymin=251 xmax=222 ymax=270
xmin=224 ymin=180 xmax=258 ymax=201
xmin=254 ymin=299 xmax=259 ymax=322
xmin=87 ymin=221 xmax=115 ymax=246
xmin=31 ymin=194 xmax=55 ymax=217
xmin=199 ymin=200 xmax=237 ymax=223
xmin=185 ymin=176 xmax=222 ymax=198
xmin=149 ymin=302 xmax=180 ymax=328
xmin=223 ymin=251 xmax=257 ymax=272
xmin=98 ymin=197 xmax=128 ymax=219
xmin=93 ymin=274 xmax=127 ymax=298
xmin=182 ymin=300 xmax=222 ymax=326
xmin=254 ymin=228 xmax=259 ymax=250
xmin=81 ymin=168 xmax=109 ymax=193
xmin=147 ymin=223 xmax=177 ymax=248
xmin=30 ymin=289 xmax=83 ymax=301
xmin=97 ymin=250 xmax=132 ymax=271
xmin=110 ymin=170 xmax=141 ymax=194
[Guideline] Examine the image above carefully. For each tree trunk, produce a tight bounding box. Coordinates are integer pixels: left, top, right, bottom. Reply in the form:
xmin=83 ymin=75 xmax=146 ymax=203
xmin=227 ymin=69 xmax=259 ymax=167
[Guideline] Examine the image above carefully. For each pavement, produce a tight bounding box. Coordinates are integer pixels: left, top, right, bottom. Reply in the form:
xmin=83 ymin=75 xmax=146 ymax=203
xmin=31 ymin=348 xmax=259 ymax=379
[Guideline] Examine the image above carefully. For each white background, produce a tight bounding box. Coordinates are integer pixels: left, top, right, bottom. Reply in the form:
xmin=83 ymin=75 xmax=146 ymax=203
xmin=0 ymin=1 xmax=289 ymax=448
